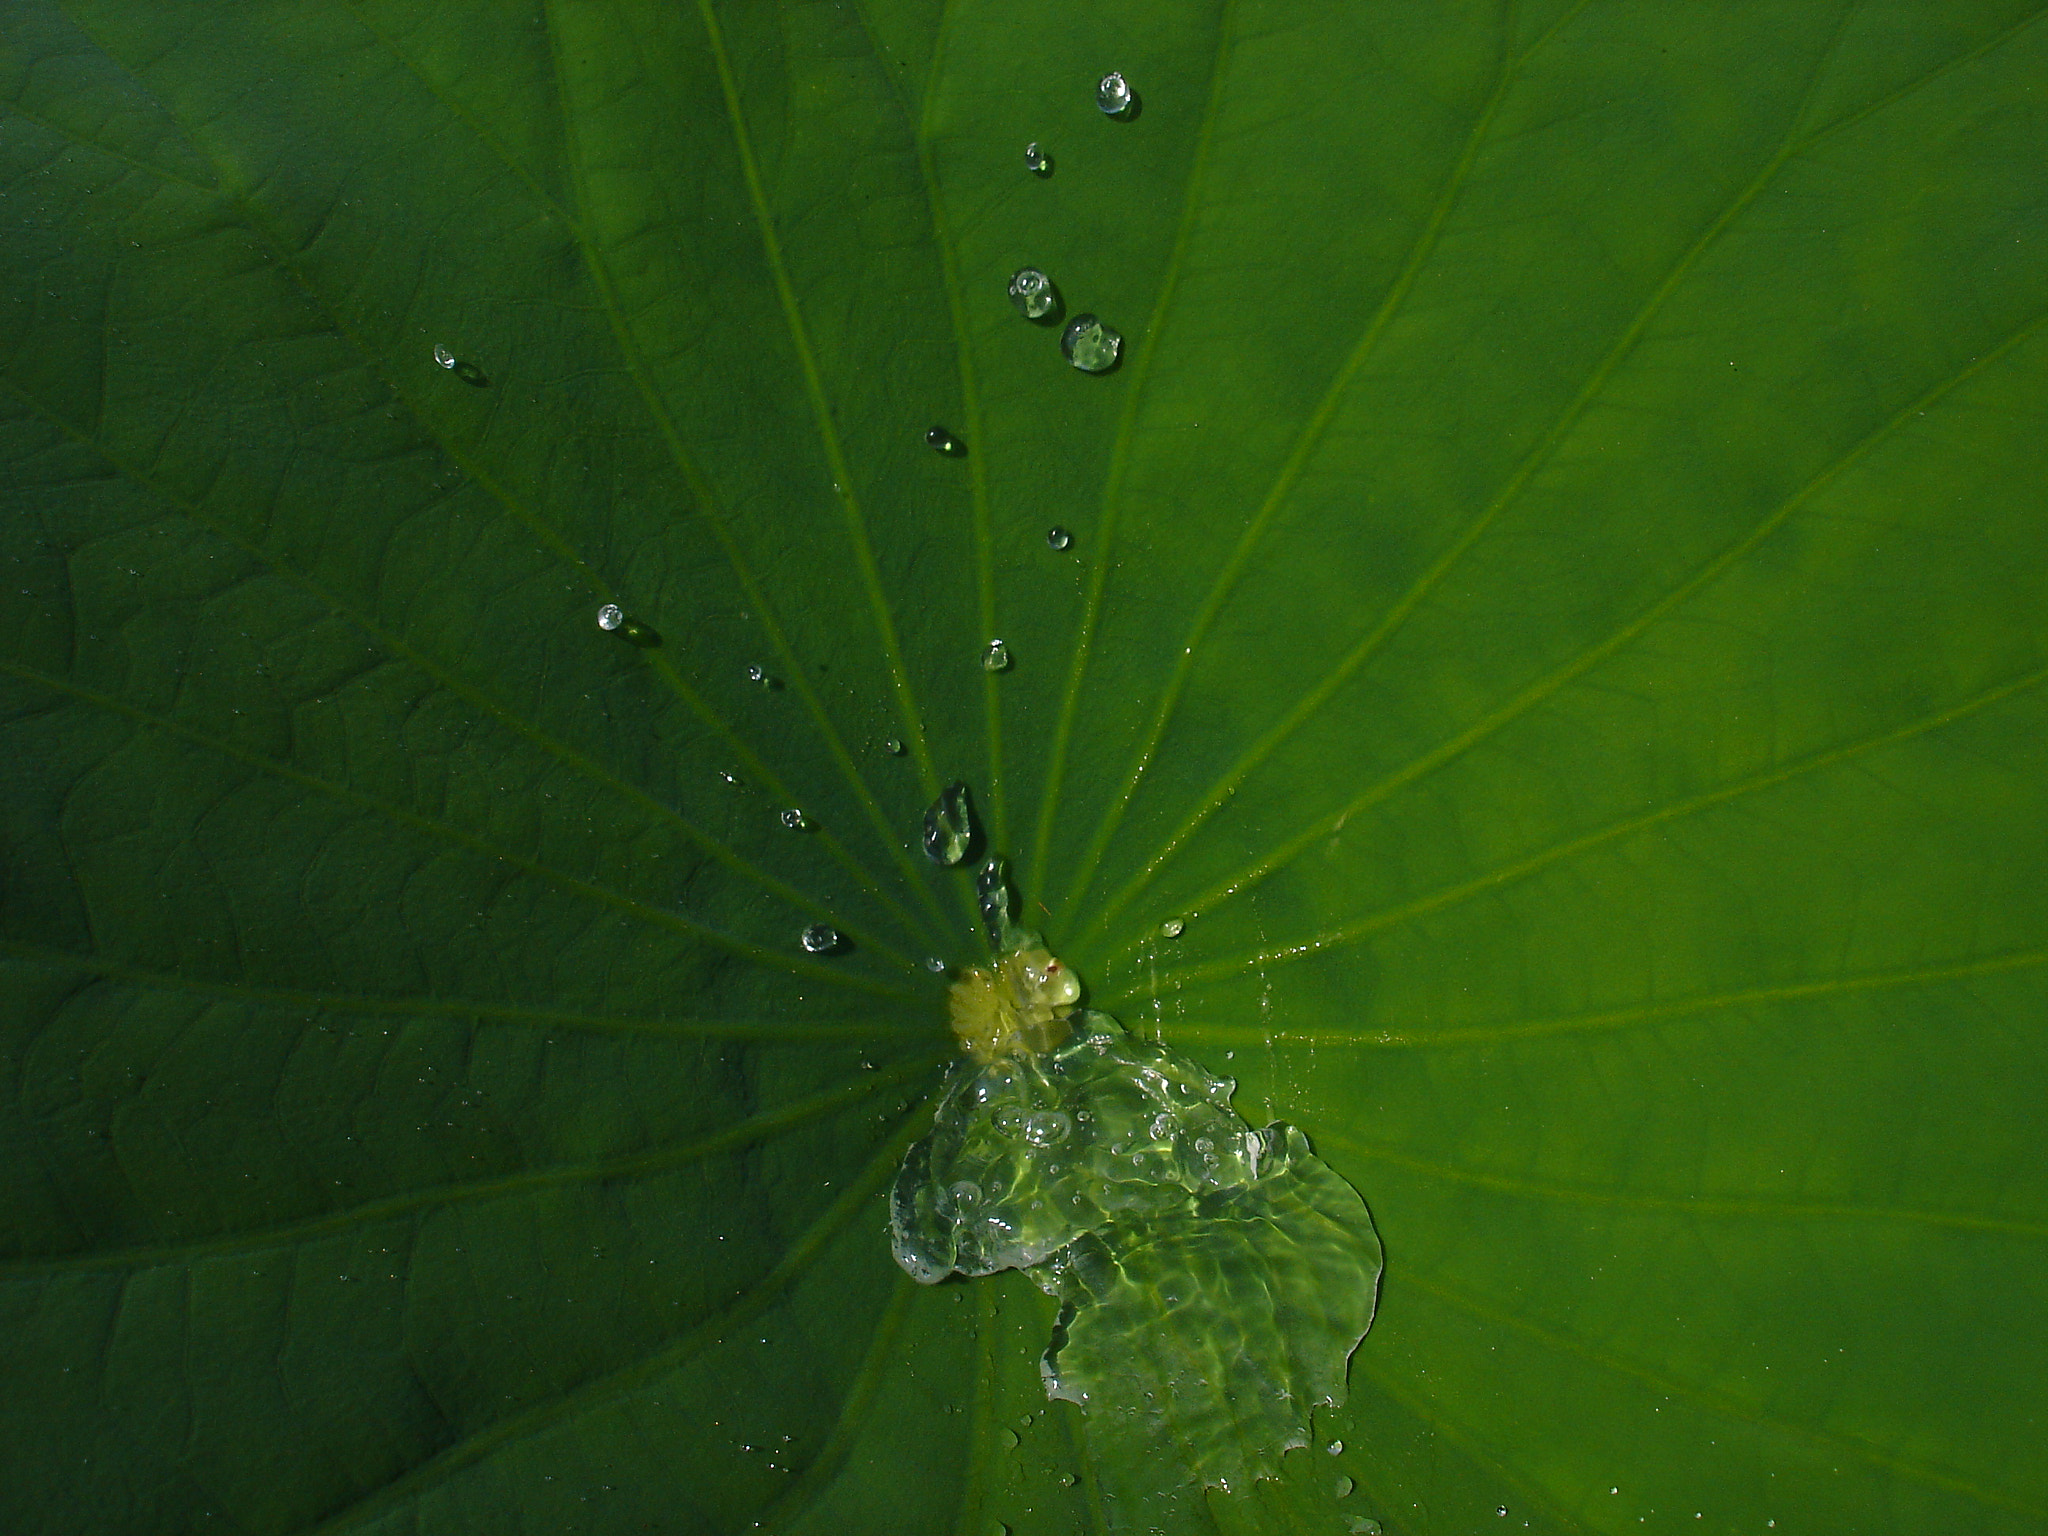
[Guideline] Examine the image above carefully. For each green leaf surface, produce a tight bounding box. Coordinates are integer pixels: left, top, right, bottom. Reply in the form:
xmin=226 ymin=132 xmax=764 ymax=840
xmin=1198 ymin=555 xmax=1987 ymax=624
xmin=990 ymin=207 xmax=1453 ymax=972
xmin=4 ymin=0 xmax=2045 ymax=1532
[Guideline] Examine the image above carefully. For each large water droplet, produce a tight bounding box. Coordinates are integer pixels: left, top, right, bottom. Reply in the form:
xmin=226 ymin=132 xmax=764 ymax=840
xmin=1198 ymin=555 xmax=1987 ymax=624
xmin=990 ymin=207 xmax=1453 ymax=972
xmin=1327 ymin=1439 xmax=1345 ymax=1456
xmin=1061 ymin=314 xmax=1121 ymax=373
xmin=1023 ymin=1110 xmax=1072 ymax=1147
xmin=780 ymin=808 xmax=808 ymax=831
xmin=432 ymin=344 xmax=456 ymax=369
xmin=927 ymin=425 xmax=964 ymax=456
xmin=923 ymin=782 xmax=975 ymax=866
xmin=1024 ymin=141 xmax=1051 ymax=176
xmin=1046 ymin=526 xmax=1073 ymax=551
xmin=1097 ymin=71 xmax=1136 ymax=117
xmin=596 ymin=603 xmax=623 ymax=631
xmin=983 ymin=639 xmax=1011 ymax=672
xmin=1346 ymin=1521 xmax=1382 ymax=1535
xmin=925 ymin=956 xmax=949 ymax=974
xmin=1159 ymin=917 xmax=1185 ymax=938
xmin=799 ymin=924 xmax=839 ymax=954
xmin=1335 ymin=1475 xmax=1354 ymax=1498
xmin=1009 ymin=267 xmax=1059 ymax=322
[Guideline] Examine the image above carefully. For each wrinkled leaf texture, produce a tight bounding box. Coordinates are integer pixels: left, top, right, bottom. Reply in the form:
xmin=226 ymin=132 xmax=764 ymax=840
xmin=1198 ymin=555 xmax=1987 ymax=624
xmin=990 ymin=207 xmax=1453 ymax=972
xmin=3 ymin=0 xmax=2046 ymax=1533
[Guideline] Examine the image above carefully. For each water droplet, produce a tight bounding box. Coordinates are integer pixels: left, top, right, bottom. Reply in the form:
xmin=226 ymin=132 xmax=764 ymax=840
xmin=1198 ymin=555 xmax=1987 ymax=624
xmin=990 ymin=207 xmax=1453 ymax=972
xmin=1000 ymin=1428 xmax=1020 ymax=1448
xmin=927 ymin=425 xmax=964 ymax=456
xmin=799 ymin=924 xmax=839 ymax=954
xmin=1097 ymin=71 xmax=1135 ymax=117
xmin=1159 ymin=917 xmax=1185 ymax=938
xmin=1327 ymin=1439 xmax=1345 ymax=1455
xmin=1046 ymin=526 xmax=1073 ymax=551
xmin=925 ymin=956 xmax=948 ymax=973
xmin=923 ymin=782 xmax=976 ymax=866
xmin=1008 ymin=267 xmax=1059 ymax=322
xmin=619 ymin=618 xmax=656 ymax=645
xmin=983 ymin=639 xmax=1011 ymax=672
xmin=1024 ymin=141 xmax=1051 ymax=176
xmin=1334 ymin=1475 xmax=1354 ymax=1498
xmin=1497 ymin=1507 xmax=1509 ymax=1518
xmin=780 ymin=808 xmax=808 ymax=831
xmin=1061 ymin=314 xmax=1121 ymax=373
xmin=596 ymin=603 xmax=623 ymax=631
xmin=747 ymin=664 xmax=769 ymax=685
xmin=432 ymin=344 xmax=456 ymax=369
xmin=1345 ymin=1521 xmax=1382 ymax=1536
xmin=946 ymin=1179 xmax=981 ymax=1212
xmin=884 ymin=737 xmax=905 ymax=756
xmin=1023 ymin=1110 xmax=1072 ymax=1147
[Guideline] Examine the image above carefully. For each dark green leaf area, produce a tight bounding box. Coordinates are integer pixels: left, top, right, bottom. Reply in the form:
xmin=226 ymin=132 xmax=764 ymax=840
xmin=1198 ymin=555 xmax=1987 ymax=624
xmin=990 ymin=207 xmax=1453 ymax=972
xmin=6 ymin=0 xmax=2048 ymax=1533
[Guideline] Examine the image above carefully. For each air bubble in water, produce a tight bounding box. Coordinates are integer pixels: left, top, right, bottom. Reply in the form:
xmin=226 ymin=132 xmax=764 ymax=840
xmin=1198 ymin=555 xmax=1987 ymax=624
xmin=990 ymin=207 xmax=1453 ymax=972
xmin=927 ymin=425 xmax=964 ymax=456
xmin=923 ymin=782 xmax=976 ymax=866
xmin=433 ymin=344 xmax=456 ymax=369
xmin=1061 ymin=314 xmax=1121 ymax=373
xmin=1024 ymin=141 xmax=1051 ymax=176
xmin=780 ymin=808 xmax=808 ymax=831
xmin=1097 ymin=71 xmax=1135 ymax=117
xmin=1009 ymin=267 xmax=1058 ymax=322
xmin=983 ymin=639 xmax=1011 ymax=672
xmin=596 ymin=603 xmax=623 ymax=631
xmin=1160 ymin=917 xmax=1185 ymax=938
xmin=1046 ymin=526 xmax=1072 ymax=551
xmin=799 ymin=924 xmax=839 ymax=954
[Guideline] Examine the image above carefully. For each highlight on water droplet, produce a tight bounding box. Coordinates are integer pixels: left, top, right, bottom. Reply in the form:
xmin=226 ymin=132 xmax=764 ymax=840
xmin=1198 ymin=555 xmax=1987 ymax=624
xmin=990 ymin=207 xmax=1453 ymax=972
xmin=884 ymin=737 xmax=906 ymax=756
xmin=927 ymin=425 xmax=965 ymax=456
xmin=1061 ymin=314 xmax=1122 ymax=373
xmin=1008 ymin=267 xmax=1060 ymax=323
xmin=799 ymin=923 xmax=840 ymax=954
xmin=983 ymin=639 xmax=1011 ymax=672
xmin=1046 ymin=526 xmax=1073 ymax=551
xmin=1159 ymin=917 xmax=1185 ymax=938
xmin=780 ymin=808 xmax=808 ymax=831
xmin=924 ymin=782 xmax=976 ymax=867
xmin=1024 ymin=141 xmax=1051 ymax=176
xmin=432 ymin=344 xmax=456 ymax=369
xmin=596 ymin=603 xmax=623 ymax=631
xmin=1097 ymin=71 xmax=1137 ymax=117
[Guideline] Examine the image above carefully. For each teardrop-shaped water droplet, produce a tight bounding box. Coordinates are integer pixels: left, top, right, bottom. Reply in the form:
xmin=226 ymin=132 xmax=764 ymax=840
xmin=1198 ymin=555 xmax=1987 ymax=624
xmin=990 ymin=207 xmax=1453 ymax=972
xmin=1159 ymin=917 xmax=1185 ymax=938
xmin=884 ymin=737 xmax=905 ymax=756
xmin=926 ymin=425 xmax=964 ymax=456
xmin=1061 ymin=314 xmax=1121 ymax=373
xmin=1024 ymin=141 xmax=1051 ymax=176
xmin=596 ymin=603 xmax=623 ymax=631
xmin=433 ymin=344 xmax=456 ymax=369
xmin=1097 ymin=71 xmax=1135 ymax=116
xmin=799 ymin=923 xmax=839 ymax=954
xmin=983 ymin=639 xmax=1011 ymax=672
xmin=1046 ymin=526 xmax=1073 ymax=551
xmin=1008 ymin=267 xmax=1058 ymax=322
xmin=780 ymin=807 xmax=808 ymax=831
xmin=923 ymin=782 xmax=975 ymax=866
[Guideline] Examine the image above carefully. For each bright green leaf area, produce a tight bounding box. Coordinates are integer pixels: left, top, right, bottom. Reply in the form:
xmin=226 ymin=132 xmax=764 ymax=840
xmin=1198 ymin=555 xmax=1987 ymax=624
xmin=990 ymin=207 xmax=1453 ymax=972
xmin=4 ymin=0 xmax=2046 ymax=1531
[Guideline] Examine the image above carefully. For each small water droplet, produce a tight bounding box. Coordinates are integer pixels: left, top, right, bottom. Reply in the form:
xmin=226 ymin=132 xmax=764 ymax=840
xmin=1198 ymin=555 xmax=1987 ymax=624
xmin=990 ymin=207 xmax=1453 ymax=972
xmin=747 ymin=664 xmax=768 ymax=685
xmin=780 ymin=808 xmax=808 ymax=831
xmin=983 ymin=639 xmax=1011 ymax=672
xmin=1159 ymin=917 xmax=1185 ymax=938
xmin=1097 ymin=71 xmax=1135 ymax=117
xmin=433 ymin=344 xmax=456 ymax=369
xmin=884 ymin=737 xmax=905 ymax=756
xmin=1497 ymin=1507 xmax=1509 ymax=1518
xmin=1024 ymin=142 xmax=1051 ymax=176
xmin=799 ymin=924 xmax=839 ymax=954
xmin=925 ymin=956 xmax=948 ymax=974
xmin=596 ymin=603 xmax=623 ymax=631
xmin=1327 ymin=1438 xmax=1345 ymax=1455
xmin=927 ymin=425 xmax=964 ymax=456
xmin=1334 ymin=1475 xmax=1354 ymax=1498
xmin=1000 ymin=1428 xmax=1020 ymax=1448
xmin=923 ymin=782 xmax=976 ymax=866
xmin=618 ymin=618 xmax=656 ymax=645
xmin=1046 ymin=525 xmax=1072 ymax=551
xmin=1008 ymin=267 xmax=1059 ymax=322
xmin=1061 ymin=314 xmax=1121 ymax=373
